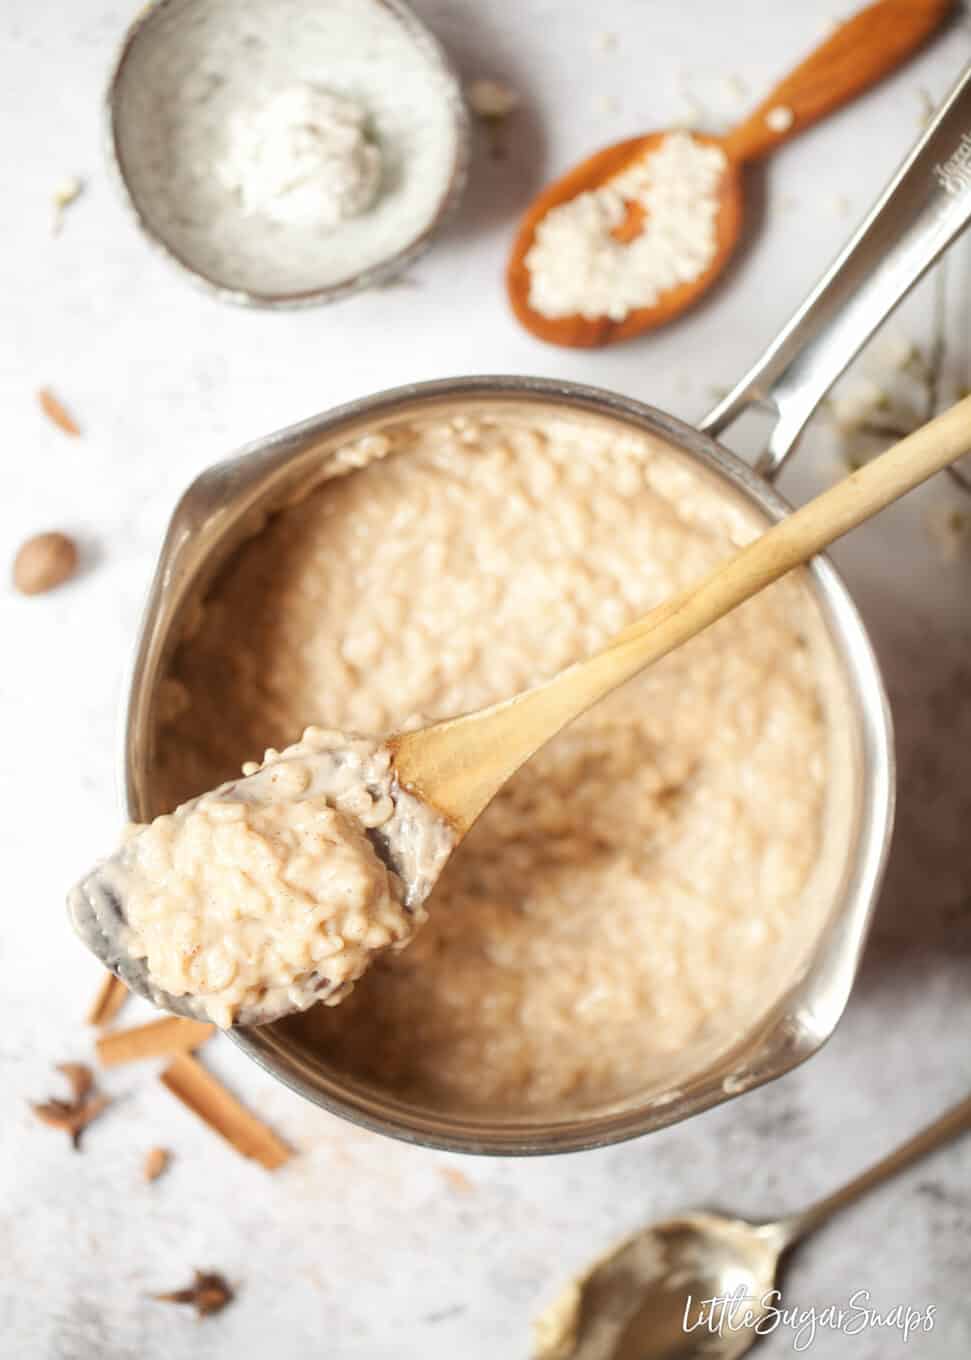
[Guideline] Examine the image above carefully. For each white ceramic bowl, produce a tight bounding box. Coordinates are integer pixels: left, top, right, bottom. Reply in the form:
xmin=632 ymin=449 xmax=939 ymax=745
xmin=122 ymin=377 xmax=894 ymax=1155
xmin=107 ymin=0 xmax=469 ymax=306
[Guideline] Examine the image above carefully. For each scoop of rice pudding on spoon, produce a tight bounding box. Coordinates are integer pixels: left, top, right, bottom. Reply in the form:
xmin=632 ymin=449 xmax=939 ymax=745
xmin=68 ymin=728 xmax=455 ymax=1028
xmin=68 ymin=394 xmax=971 ymax=1027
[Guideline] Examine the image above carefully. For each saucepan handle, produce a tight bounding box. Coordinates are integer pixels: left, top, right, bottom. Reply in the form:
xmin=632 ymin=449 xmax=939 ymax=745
xmin=700 ymin=62 xmax=971 ymax=480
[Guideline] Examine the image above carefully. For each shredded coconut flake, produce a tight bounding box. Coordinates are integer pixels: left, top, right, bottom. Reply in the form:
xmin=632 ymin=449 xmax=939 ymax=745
xmin=466 ymin=79 xmax=519 ymax=120
xmin=765 ymin=105 xmax=795 ymax=134
xmin=525 ymin=132 xmax=726 ymax=321
xmin=52 ymin=176 xmax=84 ymax=234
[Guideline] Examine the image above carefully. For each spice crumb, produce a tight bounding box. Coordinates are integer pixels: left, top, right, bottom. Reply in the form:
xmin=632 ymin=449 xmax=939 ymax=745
xmin=38 ymin=387 xmax=81 ymax=437
xmin=31 ymin=1064 xmax=111 ymax=1150
xmin=765 ymin=105 xmax=795 ymax=134
xmin=52 ymin=176 xmax=84 ymax=234
xmin=154 ymin=1270 xmax=235 ymax=1319
xmin=144 ymin=1146 xmax=171 ymax=1182
xmin=439 ymin=1165 xmax=474 ymax=1194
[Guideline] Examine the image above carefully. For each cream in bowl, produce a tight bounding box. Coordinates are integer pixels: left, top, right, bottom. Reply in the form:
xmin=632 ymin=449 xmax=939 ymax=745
xmin=107 ymin=0 xmax=468 ymax=304
xmin=123 ymin=395 xmax=871 ymax=1138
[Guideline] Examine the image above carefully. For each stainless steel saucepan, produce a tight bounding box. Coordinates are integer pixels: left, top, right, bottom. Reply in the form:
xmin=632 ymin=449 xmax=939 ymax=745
xmin=124 ymin=67 xmax=971 ymax=1155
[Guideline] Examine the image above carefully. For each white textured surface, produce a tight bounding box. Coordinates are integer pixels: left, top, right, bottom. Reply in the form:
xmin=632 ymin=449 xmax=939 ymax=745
xmin=0 ymin=2 xmax=969 ymax=1357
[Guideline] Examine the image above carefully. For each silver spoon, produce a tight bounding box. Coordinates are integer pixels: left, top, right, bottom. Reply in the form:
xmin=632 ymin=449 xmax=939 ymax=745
xmin=533 ymin=1092 xmax=971 ymax=1360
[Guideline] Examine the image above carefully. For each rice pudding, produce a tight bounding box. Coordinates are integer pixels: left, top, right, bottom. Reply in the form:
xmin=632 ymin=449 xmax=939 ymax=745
xmin=69 ymin=728 xmax=455 ymax=1027
xmin=152 ymin=408 xmax=829 ymax=1112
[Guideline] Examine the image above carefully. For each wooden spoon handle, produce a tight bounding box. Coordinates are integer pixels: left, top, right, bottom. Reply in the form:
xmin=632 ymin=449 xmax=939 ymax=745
xmin=721 ymin=0 xmax=952 ymax=164
xmin=396 ymin=395 xmax=971 ymax=832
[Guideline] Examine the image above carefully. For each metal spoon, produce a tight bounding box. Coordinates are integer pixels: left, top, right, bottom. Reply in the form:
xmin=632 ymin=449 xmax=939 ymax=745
xmin=506 ymin=0 xmax=951 ymax=348
xmin=68 ymin=736 xmax=453 ymax=1026
xmin=70 ymin=395 xmax=971 ymax=1023
xmin=533 ymin=1092 xmax=971 ymax=1359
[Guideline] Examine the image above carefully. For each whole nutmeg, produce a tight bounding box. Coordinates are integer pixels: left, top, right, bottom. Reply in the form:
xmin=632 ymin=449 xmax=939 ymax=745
xmin=13 ymin=531 xmax=79 ymax=596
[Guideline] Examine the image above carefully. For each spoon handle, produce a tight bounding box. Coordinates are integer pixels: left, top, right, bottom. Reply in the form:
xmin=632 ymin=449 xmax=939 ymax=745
xmin=772 ymin=1091 xmax=971 ymax=1249
xmin=394 ymin=395 xmax=971 ymax=831
xmin=722 ymin=0 xmax=952 ymax=165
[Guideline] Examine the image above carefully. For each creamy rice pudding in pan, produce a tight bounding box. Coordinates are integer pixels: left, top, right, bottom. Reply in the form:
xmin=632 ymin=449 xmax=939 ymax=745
xmin=153 ymin=407 xmax=829 ymax=1113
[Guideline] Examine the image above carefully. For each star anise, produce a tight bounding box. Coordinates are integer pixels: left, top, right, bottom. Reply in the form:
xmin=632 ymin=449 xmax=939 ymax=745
xmin=57 ymin=1062 xmax=93 ymax=1101
xmin=31 ymin=1063 xmax=111 ymax=1149
xmin=154 ymin=1271 xmax=235 ymax=1319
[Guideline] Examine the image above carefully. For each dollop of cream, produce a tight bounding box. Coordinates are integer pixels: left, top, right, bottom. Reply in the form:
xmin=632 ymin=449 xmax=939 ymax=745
xmin=219 ymin=86 xmax=382 ymax=229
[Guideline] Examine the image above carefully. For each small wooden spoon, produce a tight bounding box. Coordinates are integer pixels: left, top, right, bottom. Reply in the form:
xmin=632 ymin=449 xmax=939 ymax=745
xmin=507 ymin=0 xmax=952 ymax=348
xmin=393 ymin=395 xmax=971 ymax=835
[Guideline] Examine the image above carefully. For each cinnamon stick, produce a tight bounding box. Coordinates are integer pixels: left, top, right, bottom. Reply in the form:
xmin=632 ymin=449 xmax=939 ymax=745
xmin=96 ymin=1017 xmax=214 ymax=1067
xmin=86 ymin=973 xmax=128 ymax=1027
xmin=160 ymin=1053 xmax=292 ymax=1170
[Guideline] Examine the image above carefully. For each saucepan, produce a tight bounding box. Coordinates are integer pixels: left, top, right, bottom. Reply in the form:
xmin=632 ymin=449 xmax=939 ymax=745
xmin=124 ymin=67 xmax=971 ymax=1154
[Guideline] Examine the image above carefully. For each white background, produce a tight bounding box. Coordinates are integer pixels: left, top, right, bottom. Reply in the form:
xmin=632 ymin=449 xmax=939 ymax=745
xmin=1 ymin=1 xmax=970 ymax=1357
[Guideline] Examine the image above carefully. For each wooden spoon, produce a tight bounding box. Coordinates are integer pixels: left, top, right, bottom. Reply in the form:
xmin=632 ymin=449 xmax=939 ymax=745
xmin=393 ymin=394 xmax=971 ymax=835
xmin=506 ymin=0 xmax=953 ymax=348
